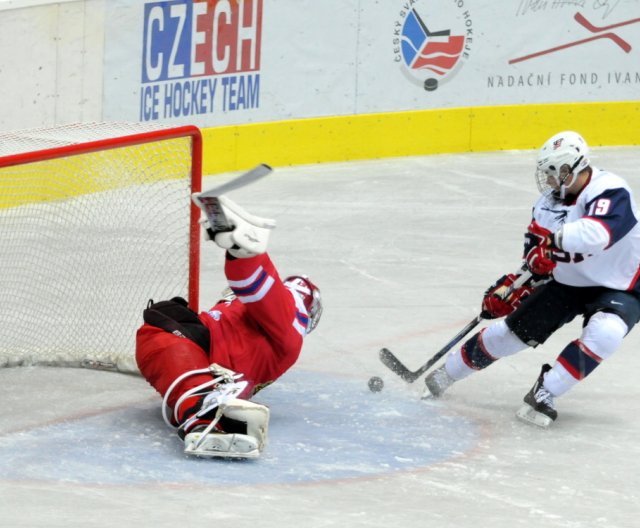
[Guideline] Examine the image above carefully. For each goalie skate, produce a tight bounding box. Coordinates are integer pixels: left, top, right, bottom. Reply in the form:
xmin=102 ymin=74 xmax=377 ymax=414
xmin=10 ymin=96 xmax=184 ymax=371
xmin=184 ymin=431 xmax=261 ymax=459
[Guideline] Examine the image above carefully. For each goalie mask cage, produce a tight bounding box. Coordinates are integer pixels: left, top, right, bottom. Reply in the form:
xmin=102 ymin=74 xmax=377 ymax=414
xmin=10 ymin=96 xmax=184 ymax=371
xmin=0 ymin=122 xmax=202 ymax=374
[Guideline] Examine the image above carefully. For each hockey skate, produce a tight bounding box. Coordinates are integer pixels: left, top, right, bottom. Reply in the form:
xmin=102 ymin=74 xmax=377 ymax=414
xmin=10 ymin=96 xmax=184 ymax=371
xmin=421 ymin=365 xmax=456 ymax=399
xmin=516 ymin=364 xmax=558 ymax=428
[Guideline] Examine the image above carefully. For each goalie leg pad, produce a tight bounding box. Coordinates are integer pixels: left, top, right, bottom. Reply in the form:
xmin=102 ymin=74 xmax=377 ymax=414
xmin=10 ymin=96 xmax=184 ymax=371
xmin=222 ymin=398 xmax=270 ymax=450
xmin=183 ymin=398 xmax=269 ymax=459
xmin=193 ymin=194 xmax=276 ymax=258
xmin=217 ymin=195 xmax=276 ymax=257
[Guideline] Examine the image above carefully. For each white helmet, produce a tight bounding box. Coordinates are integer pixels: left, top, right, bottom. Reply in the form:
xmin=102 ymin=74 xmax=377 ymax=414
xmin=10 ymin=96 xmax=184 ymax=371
xmin=535 ymin=131 xmax=590 ymax=201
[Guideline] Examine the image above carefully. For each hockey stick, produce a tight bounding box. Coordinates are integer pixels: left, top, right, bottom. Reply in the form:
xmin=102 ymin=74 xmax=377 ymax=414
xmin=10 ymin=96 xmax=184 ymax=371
xmin=379 ymin=316 xmax=481 ymax=383
xmin=574 ymin=12 xmax=640 ymax=34
xmin=199 ymin=163 xmax=273 ymax=197
xmin=379 ymin=271 xmax=533 ymax=383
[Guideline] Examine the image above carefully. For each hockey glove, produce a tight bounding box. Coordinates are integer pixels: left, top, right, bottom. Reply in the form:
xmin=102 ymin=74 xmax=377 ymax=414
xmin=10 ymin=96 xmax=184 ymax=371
xmin=192 ymin=194 xmax=276 ymax=258
xmin=525 ymin=221 xmax=556 ymax=276
xmin=481 ymin=273 xmax=535 ymax=319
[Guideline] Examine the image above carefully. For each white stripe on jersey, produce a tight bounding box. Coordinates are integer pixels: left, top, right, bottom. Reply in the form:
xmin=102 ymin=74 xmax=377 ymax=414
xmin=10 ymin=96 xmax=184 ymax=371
xmin=292 ymin=318 xmax=307 ymax=337
xmin=228 ymin=265 xmax=275 ymax=303
xmin=238 ymin=276 xmax=275 ymax=304
xmin=228 ymin=266 xmax=265 ymax=288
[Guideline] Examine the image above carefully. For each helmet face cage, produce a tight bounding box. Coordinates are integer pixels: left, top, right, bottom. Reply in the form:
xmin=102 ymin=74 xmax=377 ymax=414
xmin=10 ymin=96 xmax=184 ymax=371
xmin=535 ymin=160 xmax=578 ymax=200
xmin=307 ymin=288 xmax=323 ymax=333
xmin=284 ymin=275 xmax=323 ymax=333
xmin=535 ymin=131 xmax=589 ymax=201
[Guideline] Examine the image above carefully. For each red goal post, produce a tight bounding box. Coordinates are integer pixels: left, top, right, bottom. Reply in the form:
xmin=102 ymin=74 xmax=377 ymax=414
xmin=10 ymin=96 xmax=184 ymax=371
xmin=0 ymin=122 xmax=203 ymax=373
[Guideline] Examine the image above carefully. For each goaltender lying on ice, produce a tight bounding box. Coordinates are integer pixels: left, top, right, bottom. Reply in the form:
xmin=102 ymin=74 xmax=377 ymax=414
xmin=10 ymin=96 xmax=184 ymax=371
xmin=136 ymin=165 xmax=323 ymax=459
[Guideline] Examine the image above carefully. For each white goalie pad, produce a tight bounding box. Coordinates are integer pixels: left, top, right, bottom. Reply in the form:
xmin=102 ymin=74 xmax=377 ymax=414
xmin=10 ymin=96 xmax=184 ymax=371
xmin=191 ymin=193 xmax=276 ymax=257
xmin=515 ymin=403 xmax=554 ymax=428
xmin=183 ymin=399 xmax=270 ymax=459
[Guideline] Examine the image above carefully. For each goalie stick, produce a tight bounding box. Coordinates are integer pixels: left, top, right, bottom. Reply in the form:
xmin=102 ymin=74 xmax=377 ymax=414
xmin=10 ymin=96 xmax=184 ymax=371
xmin=192 ymin=163 xmax=276 ymax=254
xmin=379 ymin=271 xmax=533 ymax=383
xmin=199 ymin=163 xmax=273 ymax=197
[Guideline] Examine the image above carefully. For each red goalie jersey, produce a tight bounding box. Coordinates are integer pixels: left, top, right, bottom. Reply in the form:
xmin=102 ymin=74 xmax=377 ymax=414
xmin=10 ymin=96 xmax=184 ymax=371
xmin=136 ymin=253 xmax=320 ymax=409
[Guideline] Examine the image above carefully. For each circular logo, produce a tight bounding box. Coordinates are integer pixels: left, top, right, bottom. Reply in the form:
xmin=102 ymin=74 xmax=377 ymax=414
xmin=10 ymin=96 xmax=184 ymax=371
xmin=394 ymin=0 xmax=473 ymax=91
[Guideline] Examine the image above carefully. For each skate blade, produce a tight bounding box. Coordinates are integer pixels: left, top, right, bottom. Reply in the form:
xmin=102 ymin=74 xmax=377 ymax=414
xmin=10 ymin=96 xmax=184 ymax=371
xmin=516 ymin=403 xmax=554 ymax=428
xmin=184 ymin=432 xmax=261 ymax=459
xmin=420 ymin=387 xmax=439 ymax=400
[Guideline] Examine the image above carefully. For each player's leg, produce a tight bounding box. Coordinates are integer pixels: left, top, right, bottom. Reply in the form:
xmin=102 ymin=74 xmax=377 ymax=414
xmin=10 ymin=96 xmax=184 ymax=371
xmin=168 ymin=363 xmax=269 ymax=459
xmin=424 ymin=281 xmax=580 ymax=398
xmin=223 ymin=253 xmax=322 ymax=374
xmin=424 ymin=320 xmax=528 ymax=397
xmin=194 ymin=194 xmax=276 ymax=258
xmin=135 ymin=324 xmax=212 ymax=409
xmin=181 ymin=395 xmax=270 ymax=459
xmin=137 ymin=307 xmax=269 ymax=458
xmin=518 ymin=290 xmax=640 ymax=427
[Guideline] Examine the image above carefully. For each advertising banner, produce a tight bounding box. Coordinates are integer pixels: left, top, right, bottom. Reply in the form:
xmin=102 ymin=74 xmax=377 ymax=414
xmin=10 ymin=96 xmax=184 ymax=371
xmin=102 ymin=0 xmax=640 ymax=126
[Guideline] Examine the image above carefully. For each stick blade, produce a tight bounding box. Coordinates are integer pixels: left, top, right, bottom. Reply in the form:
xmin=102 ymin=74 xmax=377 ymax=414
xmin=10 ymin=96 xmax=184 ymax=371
xmin=197 ymin=163 xmax=273 ymax=198
xmin=378 ymin=348 xmax=420 ymax=383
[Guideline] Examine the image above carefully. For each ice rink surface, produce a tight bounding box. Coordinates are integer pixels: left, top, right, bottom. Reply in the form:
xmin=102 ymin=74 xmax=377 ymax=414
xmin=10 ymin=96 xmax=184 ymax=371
xmin=2 ymin=147 xmax=640 ymax=527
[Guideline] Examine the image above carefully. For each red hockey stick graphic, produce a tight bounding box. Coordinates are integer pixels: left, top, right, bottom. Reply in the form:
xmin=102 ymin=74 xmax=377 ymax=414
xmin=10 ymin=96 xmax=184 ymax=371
xmin=509 ymin=12 xmax=639 ymax=64
xmin=574 ymin=12 xmax=640 ymax=33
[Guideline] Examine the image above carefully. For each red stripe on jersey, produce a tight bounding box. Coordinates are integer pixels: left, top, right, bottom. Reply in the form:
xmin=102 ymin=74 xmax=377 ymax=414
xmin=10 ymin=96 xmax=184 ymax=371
xmin=627 ymin=264 xmax=640 ymax=291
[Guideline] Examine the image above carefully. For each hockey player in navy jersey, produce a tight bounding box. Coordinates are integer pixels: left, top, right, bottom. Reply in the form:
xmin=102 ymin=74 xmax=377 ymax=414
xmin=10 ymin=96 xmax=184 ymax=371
xmin=136 ymin=195 xmax=322 ymax=458
xmin=423 ymin=131 xmax=640 ymax=427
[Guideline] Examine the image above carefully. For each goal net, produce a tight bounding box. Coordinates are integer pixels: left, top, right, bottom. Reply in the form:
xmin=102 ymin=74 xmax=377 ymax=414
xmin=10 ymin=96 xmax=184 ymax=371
xmin=0 ymin=122 xmax=202 ymax=374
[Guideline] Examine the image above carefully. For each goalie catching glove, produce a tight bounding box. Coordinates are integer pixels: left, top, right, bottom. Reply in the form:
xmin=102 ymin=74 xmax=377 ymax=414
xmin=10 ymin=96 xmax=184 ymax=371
xmin=481 ymin=273 xmax=535 ymax=319
xmin=192 ymin=193 xmax=276 ymax=258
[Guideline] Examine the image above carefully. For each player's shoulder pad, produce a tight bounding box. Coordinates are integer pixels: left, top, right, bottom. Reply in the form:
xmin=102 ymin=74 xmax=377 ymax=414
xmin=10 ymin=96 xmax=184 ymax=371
xmin=584 ymin=167 xmax=630 ymax=201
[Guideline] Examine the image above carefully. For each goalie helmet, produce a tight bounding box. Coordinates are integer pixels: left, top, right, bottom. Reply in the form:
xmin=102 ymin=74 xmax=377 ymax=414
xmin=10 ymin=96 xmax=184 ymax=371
xmin=535 ymin=131 xmax=590 ymax=201
xmin=284 ymin=275 xmax=323 ymax=334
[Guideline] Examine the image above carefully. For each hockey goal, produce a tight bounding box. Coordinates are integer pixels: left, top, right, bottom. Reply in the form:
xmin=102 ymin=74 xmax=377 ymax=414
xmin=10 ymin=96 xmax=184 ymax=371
xmin=0 ymin=122 xmax=202 ymax=373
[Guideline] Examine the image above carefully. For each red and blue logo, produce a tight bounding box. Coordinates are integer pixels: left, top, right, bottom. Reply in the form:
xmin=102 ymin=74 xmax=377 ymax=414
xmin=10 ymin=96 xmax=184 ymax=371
xmin=140 ymin=0 xmax=263 ymax=121
xmin=394 ymin=1 xmax=472 ymax=91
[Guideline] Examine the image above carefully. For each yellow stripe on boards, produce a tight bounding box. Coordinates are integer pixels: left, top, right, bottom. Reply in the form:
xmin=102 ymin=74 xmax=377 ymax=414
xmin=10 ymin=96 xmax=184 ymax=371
xmin=201 ymin=101 xmax=640 ymax=174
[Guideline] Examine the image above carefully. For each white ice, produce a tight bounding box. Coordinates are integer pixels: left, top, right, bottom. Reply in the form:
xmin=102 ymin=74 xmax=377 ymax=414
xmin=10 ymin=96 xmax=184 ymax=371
xmin=1 ymin=148 xmax=640 ymax=528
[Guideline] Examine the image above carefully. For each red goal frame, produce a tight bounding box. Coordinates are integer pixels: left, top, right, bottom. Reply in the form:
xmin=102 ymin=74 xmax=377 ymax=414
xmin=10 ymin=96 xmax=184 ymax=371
xmin=0 ymin=124 xmax=203 ymax=312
